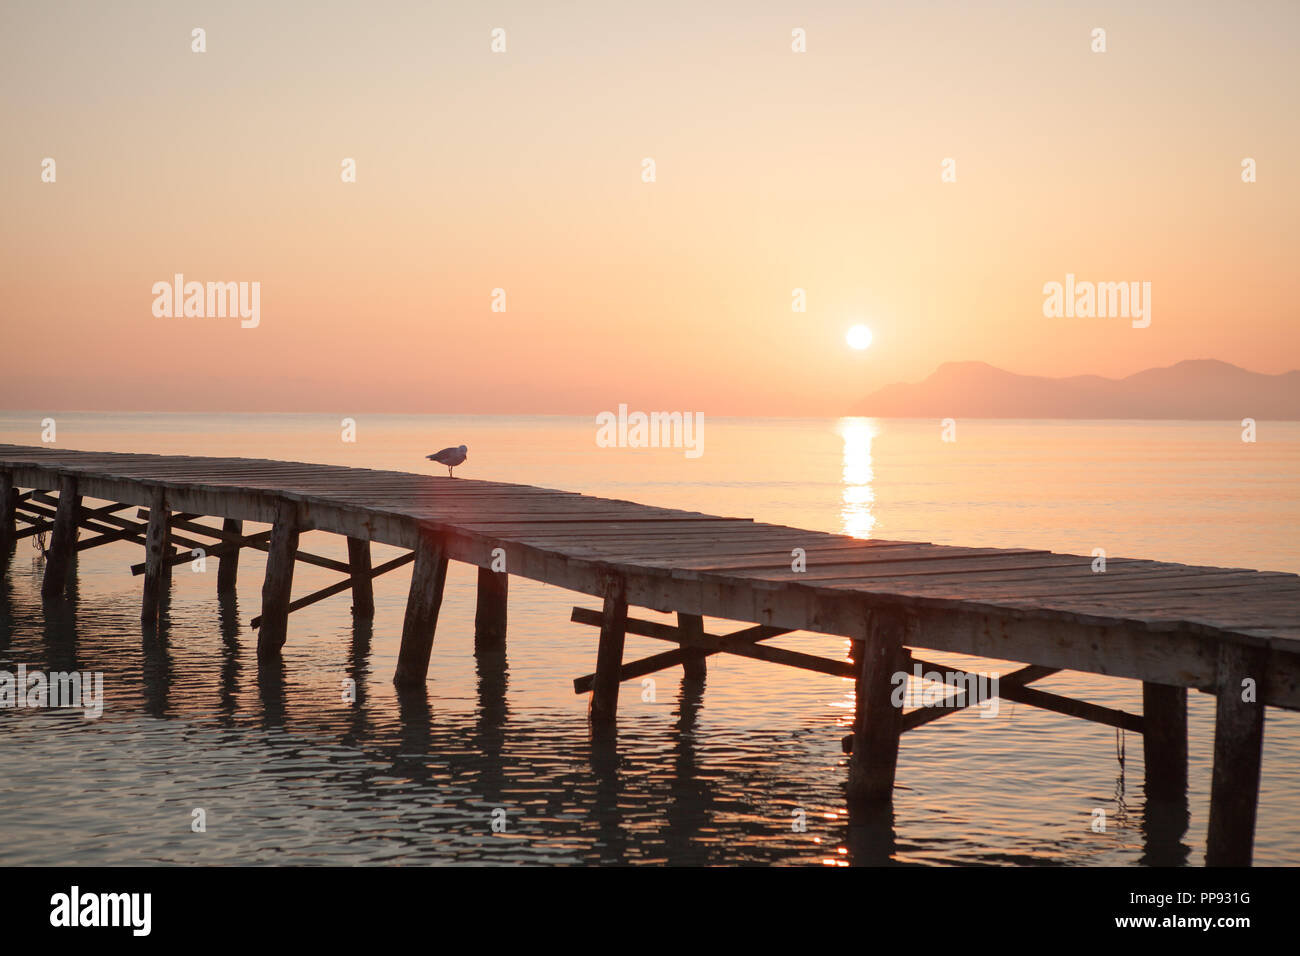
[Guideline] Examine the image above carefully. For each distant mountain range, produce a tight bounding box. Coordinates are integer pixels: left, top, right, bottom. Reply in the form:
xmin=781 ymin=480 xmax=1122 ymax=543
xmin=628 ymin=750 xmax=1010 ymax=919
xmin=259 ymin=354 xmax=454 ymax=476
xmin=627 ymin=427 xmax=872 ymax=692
xmin=855 ymin=360 xmax=1300 ymax=420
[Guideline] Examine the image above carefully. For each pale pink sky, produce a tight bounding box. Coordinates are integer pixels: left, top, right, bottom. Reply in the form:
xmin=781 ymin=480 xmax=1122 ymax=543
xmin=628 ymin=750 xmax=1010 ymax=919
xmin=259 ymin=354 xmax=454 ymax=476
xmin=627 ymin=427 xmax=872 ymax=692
xmin=2 ymin=1 xmax=1297 ymax=414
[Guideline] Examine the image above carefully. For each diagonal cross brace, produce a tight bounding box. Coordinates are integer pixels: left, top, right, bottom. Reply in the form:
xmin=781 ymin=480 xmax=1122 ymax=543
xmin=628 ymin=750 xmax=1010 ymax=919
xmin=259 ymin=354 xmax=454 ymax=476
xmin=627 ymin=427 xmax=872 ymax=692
xmin=901 ymin=658 xmax=1059 ymax=731
xmin=249 ymin=550 xmax=415 ymax=629
xmin=16 ymin=498 xmax=194 ymax=561
xmin=132 ymin=511 xmax=346 ymax=575
xmin=841 ymin=656 xmax=1143 ymax=753
xmin=128 ymin=526 xmax=273 ymax=574
xmin=571 ymin=605 xmax=791 ymax=692
xmin=905 ymin=654 xmax=1142 ymax=733
xmin=15 ymin=499 xmax=135 ymax=542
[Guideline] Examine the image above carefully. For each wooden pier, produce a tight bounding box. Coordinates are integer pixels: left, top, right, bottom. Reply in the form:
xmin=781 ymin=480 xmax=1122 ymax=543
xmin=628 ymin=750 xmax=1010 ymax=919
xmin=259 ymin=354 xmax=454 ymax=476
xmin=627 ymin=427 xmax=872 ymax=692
xmin=2 ymin=443 xmax=1298 ymax=865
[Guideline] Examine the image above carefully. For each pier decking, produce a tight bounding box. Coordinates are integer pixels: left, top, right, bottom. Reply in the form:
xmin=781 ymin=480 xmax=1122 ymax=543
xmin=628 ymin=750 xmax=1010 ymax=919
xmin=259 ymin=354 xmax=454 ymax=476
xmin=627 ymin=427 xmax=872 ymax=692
xmin=2 ymin=443 xmax=1298 ymax=865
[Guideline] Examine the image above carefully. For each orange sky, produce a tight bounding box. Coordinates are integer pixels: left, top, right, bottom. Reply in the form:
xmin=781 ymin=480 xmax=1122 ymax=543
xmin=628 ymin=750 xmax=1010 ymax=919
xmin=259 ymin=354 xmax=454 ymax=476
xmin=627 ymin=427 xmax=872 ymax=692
xmin=2 ymin=1 xmax=1297 ymax=415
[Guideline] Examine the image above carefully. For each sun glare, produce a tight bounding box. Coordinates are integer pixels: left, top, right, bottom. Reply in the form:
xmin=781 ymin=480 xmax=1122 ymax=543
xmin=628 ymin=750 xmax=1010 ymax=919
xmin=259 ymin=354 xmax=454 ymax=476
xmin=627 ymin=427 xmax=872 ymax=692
xmin=846 ymin=324 xmax=873 ymax=350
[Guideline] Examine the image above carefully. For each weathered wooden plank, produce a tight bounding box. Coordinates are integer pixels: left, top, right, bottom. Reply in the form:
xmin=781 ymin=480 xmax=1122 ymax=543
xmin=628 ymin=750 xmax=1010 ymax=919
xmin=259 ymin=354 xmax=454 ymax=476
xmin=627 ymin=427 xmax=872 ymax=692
xmin=736 ymin=552 xmax=1080 ymax=583
xmin=632 ymin=540 xmax=936 ymax=569
xmin=473 ymin=525 xmax=772 ymax=543
xmin=593 ymin=540 xmax=1001 ymax=564
xmin=429 ymin=510 xmax=739 ymax=523
xmin=735 ymin=556 xmax=1247 ymax=583
xmin=1043 ymin=586 xmax=1300 ymax=613
xmin=897 ymin=571 xmax=1291 ymax=600
xmin=802 ymin=577 xmax=1300 ymax=637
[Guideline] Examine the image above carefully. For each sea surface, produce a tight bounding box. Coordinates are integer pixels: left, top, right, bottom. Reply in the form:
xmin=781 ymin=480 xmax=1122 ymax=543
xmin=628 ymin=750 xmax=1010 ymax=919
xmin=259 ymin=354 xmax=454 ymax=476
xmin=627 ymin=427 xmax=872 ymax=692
xmin=0 ymin=412 xmax=1297 ymax=865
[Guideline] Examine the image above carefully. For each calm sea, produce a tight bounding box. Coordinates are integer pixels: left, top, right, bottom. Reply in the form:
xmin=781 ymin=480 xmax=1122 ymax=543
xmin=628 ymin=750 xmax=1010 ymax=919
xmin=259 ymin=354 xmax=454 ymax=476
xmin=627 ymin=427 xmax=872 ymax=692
xmin=1 ymin=412 xmax=1297 ymax=865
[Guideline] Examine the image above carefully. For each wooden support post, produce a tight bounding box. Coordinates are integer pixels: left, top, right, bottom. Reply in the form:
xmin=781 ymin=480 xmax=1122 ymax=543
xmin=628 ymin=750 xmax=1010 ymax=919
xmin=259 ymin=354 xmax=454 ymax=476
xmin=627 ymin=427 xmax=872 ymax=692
xmin=216 ymin=517 xmax=242 ymax=594
xmin=847 ymin=609 xmax=907 ymax=804
xmin=347 ymin=536 xmax=375 ymax=618
xmin=161 ymin=535 xmax=174 ymax=588
xmin=1206 ymin=640 xmax=1267 ymax=866
xmin=140 ymin=487 xmax=171 ymax=624
xmin=392 ymin=532 xmax=449 ymax=687
xmin=1142 ymin=682 xmax=1188 ymax=803
xmin=474 ymin=566 xmax=508 ymax=651
xmin=677 ymin=612 xmax=707 ymax=680
xmin=256 ymin=501 xmax=300 ymax=660
xmin=0 ymin=471 xmax=16 ymax=566
xmin=40 ymin=475 xmax=81 ymax=600
xmin=588 ymin=574 xmax=628 ymax=726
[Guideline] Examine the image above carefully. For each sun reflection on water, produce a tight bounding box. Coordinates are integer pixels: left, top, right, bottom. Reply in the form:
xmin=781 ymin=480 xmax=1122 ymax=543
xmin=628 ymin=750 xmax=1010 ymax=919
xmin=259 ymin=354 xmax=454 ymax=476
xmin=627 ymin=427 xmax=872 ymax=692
xmin=837 ymin=417 xmax=877 ymax=539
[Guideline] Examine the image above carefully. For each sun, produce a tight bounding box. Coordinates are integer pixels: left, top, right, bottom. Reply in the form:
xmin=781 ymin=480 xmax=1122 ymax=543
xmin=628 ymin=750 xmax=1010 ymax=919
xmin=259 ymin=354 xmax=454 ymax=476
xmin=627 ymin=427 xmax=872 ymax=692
xmin=846 ymin=324 xmax=873 ymax=350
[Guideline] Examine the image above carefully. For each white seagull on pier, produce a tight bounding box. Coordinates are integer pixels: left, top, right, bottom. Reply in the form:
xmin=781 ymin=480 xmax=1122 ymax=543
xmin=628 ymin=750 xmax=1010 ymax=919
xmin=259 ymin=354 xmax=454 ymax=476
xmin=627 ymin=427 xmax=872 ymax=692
xmin=427 ymin=444 xmax=468 ymax=478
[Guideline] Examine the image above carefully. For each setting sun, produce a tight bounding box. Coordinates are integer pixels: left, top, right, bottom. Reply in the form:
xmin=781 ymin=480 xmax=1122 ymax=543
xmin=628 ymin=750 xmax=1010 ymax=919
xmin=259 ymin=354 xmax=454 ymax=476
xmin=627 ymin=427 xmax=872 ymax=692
xmin=847 ymin=324 xmax=873 ymax=350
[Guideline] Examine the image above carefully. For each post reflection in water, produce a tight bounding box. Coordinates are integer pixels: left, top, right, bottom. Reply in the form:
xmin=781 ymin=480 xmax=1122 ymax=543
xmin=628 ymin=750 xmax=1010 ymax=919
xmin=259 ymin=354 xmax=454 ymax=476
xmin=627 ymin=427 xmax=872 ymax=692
xmin=837 ymin=418 xmax=877 ymax=540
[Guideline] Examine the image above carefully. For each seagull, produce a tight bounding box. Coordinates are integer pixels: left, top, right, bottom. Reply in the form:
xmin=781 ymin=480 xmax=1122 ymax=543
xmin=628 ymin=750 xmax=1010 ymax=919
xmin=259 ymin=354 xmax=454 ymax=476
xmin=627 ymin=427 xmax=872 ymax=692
xmin=427 ymin=444 xmax=468 ymax=478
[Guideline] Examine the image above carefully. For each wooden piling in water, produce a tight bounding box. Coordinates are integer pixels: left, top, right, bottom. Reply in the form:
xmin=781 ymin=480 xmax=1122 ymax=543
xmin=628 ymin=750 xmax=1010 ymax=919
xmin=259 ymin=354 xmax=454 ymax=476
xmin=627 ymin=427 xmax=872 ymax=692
xmin=588 ymin=574 xmax=628 ymax=725
xmin=40 ymin=475 xmax=81 ymax=600
xmin=216 ymin=517 xmax=242 ymax=594
xmin=474 ymin=566 xmax=508 ymax=651
xmin=0 ymin=470 xmax=16 ymax=564
xmin=140 ymin=487 xmax=171 ymax=624
xmin=347 ymin=536 xmax=375 ymax=618
xmin=393 ymin=532 xmax=448 ymax=686
xmin=257 ymin=500 xmax=300 ymax=660
xmin=1206 ymin=641 xmax=1267 ymax=866
xmin=1142 ymin=682 xmax=1188 ymax=803
xmin=677 ymin=612 xmax=707 ymax=680
xmin=847 ymin=609 xmax=907 ymax=804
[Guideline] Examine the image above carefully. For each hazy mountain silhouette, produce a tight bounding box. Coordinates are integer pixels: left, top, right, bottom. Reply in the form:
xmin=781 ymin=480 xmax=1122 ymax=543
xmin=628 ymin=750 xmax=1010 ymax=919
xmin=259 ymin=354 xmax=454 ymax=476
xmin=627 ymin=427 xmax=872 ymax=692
xmin=855 ymin=360 xmax=1300 ymax=419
